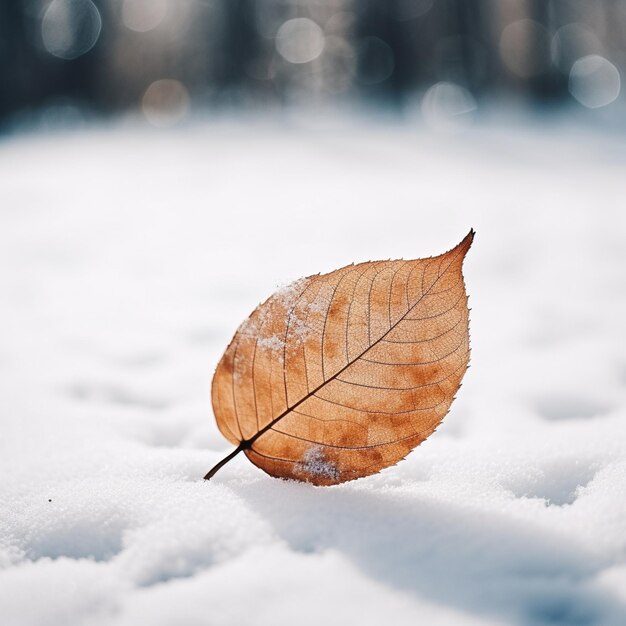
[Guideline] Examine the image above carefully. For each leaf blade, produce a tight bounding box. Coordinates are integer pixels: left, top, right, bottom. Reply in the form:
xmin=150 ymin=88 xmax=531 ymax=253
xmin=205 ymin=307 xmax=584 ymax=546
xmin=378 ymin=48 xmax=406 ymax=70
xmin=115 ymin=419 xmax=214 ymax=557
xmin=209 ymin=230 xmax=474 ymax=485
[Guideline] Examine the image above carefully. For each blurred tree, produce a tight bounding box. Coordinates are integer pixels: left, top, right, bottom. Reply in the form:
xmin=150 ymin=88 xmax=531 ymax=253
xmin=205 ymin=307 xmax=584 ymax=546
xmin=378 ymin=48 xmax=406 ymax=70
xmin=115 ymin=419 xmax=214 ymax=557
xmin=0 ymin=0 xmax=623 ymax=128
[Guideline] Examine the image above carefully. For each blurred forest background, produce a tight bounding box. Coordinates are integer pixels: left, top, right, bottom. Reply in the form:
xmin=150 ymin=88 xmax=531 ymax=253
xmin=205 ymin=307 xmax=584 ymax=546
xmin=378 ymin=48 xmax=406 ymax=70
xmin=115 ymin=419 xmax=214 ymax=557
xmin=0 ymin=0 xmax=624 ymax=130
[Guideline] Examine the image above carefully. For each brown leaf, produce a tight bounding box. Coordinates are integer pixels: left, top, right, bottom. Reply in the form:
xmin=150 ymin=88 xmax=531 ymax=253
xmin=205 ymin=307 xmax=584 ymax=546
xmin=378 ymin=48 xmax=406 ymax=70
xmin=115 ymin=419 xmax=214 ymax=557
xmin=205 ymin=230 xmax=474 ymax=485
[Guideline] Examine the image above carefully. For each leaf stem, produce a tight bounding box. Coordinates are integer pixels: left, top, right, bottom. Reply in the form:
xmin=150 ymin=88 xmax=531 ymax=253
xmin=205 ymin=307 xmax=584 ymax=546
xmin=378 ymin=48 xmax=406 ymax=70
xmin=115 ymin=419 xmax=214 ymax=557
xmin=203 ymin=441 xmax=249 ymax=481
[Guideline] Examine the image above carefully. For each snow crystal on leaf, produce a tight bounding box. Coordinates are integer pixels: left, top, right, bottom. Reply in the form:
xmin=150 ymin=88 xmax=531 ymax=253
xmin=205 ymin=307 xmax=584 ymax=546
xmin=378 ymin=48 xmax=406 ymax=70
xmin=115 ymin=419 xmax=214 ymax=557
xmin=296 ymin=446 xmax=340 ymax=481
xmin=308 ymin=299 xmax=328 ymax=314
xmin=257 ymin=335 xmax=286 ymax=351
xmin=236 ymin=316 xmax=259 ymax=338
xmin=274 ymin=277 xmax=308 ymax=307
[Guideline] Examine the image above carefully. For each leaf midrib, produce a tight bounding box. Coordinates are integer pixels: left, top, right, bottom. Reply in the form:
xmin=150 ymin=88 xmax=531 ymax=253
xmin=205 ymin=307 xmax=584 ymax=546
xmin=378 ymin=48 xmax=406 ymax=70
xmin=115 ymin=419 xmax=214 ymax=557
xmin=240 ymin=242 xmax=468 ymax=451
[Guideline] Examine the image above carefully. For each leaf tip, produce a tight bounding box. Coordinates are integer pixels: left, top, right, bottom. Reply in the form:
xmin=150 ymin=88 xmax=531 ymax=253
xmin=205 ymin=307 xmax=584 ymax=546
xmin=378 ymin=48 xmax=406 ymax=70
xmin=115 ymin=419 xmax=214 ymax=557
xmin=453 ymin=228 xmax=475 ymax=259
xmin=465 ymin=227 xmax=475 ymax=246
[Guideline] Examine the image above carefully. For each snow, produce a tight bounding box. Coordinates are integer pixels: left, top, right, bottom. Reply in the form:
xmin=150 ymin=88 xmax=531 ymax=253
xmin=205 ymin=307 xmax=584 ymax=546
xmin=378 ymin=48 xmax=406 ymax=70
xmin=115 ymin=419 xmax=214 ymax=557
xmin=1 ymin=116 xmax=625 ymax=626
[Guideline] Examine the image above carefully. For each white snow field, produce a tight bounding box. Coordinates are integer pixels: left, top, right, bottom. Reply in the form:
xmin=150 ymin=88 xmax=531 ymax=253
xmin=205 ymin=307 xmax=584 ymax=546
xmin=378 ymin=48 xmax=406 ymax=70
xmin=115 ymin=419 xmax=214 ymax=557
xmin=1 ymin=117 xmax=625 ymax=626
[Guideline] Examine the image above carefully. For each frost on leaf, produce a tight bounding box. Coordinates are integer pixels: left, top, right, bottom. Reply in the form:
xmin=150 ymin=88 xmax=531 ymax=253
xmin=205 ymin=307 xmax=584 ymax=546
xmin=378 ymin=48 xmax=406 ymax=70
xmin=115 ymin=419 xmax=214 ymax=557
xmin=207 ymin=231 xmax=474 ymax=486
xmin=296 ymin=446 xmax=340 ymax=482
xmin=257 ymin=335 xmax=286 ymax=352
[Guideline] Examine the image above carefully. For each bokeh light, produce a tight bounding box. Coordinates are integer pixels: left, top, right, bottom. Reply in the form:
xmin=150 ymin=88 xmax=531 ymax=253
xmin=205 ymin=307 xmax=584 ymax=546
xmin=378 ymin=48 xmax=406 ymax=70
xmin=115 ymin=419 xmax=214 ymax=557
xmin=569 ymin=55 xmax=621 ymax=109
xmin=421 ymin=81 xmax=476 ymax=131
xmin=141 ymin=79 xmax=190 ymax=127
xmin=41 ymin=0 xmax=102 ymax=60
xmin=551 ymin=23 xmax=603 ymax=74
xmin=499 ymin=19 xmax=550 ymax=78
xmin=122 ymin=0 xmax=168 ymax=33
xmin=275 ymin=18 xmax=325 ymax=64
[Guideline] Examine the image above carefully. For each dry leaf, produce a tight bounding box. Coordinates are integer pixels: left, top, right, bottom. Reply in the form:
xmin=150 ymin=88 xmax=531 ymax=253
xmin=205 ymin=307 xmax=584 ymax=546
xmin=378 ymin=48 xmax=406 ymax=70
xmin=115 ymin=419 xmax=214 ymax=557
xmin=205 ymin=230 xmax=474 ymax=485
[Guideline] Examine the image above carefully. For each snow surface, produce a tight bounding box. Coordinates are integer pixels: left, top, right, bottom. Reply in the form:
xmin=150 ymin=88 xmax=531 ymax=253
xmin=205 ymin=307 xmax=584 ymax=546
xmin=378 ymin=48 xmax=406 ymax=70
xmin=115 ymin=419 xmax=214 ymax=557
xmin=1 ymin=117 xmax=626 ymax=626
